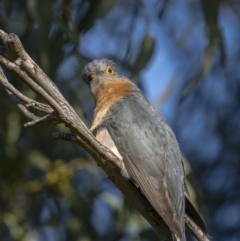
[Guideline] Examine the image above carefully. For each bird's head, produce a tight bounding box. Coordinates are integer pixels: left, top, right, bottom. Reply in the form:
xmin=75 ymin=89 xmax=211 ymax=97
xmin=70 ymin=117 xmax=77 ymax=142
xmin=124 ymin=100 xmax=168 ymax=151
xmin=82 ymin=59 xmax=129 ymax=96
xmin=82 ymin=59 xmax=118 ymax=84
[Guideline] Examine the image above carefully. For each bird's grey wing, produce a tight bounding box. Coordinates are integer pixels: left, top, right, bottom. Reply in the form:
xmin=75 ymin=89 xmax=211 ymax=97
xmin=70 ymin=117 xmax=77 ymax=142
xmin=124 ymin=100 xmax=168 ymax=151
xmin=104 ymin=93 xmax=185 ymax=239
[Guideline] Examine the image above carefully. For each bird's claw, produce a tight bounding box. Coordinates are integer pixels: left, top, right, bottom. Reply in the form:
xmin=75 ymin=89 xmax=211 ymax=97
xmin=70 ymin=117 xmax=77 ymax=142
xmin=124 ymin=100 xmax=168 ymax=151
xmin=0 ymin=46 xmax=7 ymax=55
xmin=0 ymin=43 xmax=10 ymax=55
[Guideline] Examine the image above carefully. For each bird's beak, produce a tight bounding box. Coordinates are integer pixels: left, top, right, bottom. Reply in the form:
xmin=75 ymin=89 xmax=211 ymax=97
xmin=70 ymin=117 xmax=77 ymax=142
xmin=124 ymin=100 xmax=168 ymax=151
xmin=89 ymin=74 xmax=96 ymax=81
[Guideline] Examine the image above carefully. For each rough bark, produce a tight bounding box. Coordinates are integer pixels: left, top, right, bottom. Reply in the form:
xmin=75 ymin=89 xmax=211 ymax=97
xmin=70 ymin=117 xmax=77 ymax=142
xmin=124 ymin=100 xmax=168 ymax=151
xmin=0 ymin=30 xmax=210 ymax=241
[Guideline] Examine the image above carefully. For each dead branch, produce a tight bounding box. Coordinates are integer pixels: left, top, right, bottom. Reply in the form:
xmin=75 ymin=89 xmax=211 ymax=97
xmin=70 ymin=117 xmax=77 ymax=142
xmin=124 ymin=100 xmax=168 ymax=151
xmin=0 ymin=30 xmax=210 ymax=241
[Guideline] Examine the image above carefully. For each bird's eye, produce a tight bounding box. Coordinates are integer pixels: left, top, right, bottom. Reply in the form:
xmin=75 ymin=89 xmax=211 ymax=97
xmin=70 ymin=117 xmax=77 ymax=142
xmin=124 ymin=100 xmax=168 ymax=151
xmin=106 ymin=66 xmax=114 ymax=74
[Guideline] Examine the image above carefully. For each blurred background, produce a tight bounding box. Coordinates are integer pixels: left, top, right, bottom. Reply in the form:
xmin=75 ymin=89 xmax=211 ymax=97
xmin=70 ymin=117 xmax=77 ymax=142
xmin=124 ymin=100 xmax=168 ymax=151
xmin=0 ymin=0 xmax=240 ymax=240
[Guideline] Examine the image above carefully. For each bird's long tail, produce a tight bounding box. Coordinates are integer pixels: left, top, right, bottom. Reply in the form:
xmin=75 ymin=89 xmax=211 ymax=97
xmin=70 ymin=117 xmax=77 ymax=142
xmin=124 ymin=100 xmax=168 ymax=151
xmin=185 ymin=191 xmax=207 ymax=234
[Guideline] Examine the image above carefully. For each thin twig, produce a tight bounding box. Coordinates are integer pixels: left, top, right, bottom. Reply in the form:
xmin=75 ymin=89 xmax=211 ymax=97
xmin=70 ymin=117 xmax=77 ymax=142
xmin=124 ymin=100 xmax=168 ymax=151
xmin=0 ymin=67 xmax=57 ymax=126
xmin=0 ymin=67 xmax=52 ymax=113
xmin=6 ymin=89 xmax=39 ymax=121
xmin=24 ymin=112 xmax=60 ymax=127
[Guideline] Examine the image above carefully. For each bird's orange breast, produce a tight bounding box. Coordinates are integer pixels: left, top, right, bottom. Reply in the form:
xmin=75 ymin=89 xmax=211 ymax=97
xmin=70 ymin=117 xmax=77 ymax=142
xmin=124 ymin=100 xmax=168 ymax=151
xmin=90 ymin=79 xmax=134 ymax=131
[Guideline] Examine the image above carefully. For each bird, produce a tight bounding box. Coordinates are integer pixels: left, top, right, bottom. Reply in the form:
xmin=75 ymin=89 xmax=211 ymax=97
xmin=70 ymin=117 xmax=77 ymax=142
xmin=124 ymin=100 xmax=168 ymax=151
xmin=82 ymin=59 xmax=207 ymax=241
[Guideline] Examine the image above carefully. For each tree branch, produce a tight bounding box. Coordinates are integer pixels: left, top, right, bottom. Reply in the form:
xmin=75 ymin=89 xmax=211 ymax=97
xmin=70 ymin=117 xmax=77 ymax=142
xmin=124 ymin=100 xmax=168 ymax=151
xmin=0 ymin=30 xmax=209 ymax=241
